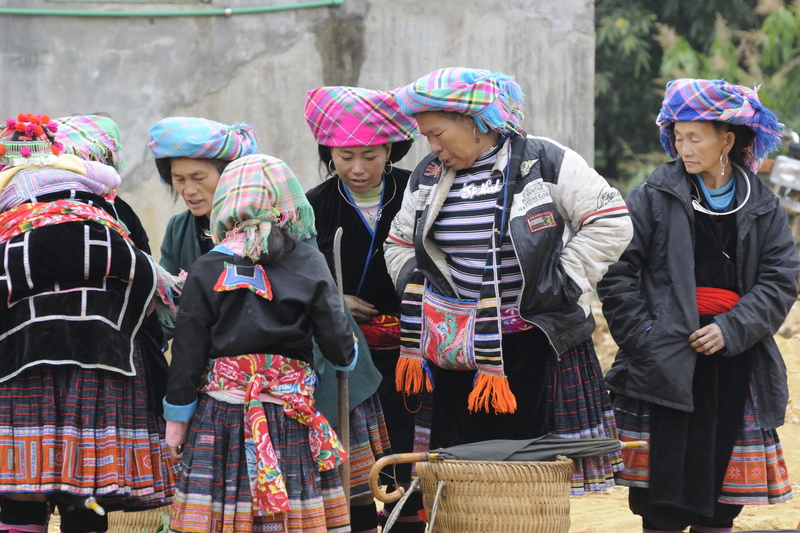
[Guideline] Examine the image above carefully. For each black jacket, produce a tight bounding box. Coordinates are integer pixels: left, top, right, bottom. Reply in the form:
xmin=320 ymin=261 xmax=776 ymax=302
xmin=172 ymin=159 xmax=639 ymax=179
xmin=306 ymin=167 xmax=409 ymax=316
xmin=166 ymin=241 xmax=355 ymax=407
xmin=598 ymin=160 xmax=800 ymax=428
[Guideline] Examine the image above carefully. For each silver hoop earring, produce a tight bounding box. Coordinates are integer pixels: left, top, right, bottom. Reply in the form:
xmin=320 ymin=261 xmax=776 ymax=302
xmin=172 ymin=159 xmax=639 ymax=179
xmin=719 ymin=152 xmax=730 ymax=177
xmin=384 ymin=159 xmax=394 ymax=174
xmin=327 ymin=159 xmax=337 ymax=177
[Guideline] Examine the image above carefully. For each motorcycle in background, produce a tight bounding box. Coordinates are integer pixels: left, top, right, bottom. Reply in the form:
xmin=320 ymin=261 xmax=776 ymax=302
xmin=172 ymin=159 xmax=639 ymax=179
xmin=767 ymin=128 xmax=800 ymax=249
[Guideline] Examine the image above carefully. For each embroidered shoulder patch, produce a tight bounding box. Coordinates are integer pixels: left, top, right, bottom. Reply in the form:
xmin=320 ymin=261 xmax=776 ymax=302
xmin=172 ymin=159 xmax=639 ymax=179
xmin=526 ymin=211 xmax=556 ymax=234
xmin=214 ymin=262 xmax=273 ymax=299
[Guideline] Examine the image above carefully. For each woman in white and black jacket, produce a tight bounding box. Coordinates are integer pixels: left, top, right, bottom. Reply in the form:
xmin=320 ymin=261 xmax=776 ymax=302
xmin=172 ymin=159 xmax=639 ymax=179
xmin=384 ymin=67 xmax=633 ymax=494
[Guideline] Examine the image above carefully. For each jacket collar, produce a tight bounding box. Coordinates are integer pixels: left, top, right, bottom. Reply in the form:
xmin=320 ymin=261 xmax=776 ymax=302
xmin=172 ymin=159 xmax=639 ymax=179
xmin=646 ymin=159 xmax=775 ymax=218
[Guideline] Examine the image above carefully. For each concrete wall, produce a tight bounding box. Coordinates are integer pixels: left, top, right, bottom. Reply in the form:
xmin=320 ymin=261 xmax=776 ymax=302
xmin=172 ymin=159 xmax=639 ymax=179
xmin=0 ymin=0 xmax=596 ymax=259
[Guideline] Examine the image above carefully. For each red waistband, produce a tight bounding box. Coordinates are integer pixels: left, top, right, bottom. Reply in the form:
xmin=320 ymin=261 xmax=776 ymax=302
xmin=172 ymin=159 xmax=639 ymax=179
xmin=696 ymin=286 xmax=740 ymax=315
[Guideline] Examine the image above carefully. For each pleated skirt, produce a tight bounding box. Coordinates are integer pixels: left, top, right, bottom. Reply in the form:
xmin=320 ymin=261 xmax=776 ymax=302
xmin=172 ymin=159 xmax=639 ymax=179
xmin=615 ymin=390 xmax=792 ymax=505
xmin=168 ymin=394 xmax=350 ymax=533
xmin=417 ymin=329 xmax=622 ymax=496
xmin=0 ymin=341 xmax=176 ymax=511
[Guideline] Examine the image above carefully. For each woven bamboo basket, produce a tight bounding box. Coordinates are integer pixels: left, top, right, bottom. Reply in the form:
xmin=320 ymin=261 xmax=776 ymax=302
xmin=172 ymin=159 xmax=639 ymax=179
xmin=106 ymin=506 xmax=171 ymax=533
xmin=415 ymin=455 xmax=573 ymax=533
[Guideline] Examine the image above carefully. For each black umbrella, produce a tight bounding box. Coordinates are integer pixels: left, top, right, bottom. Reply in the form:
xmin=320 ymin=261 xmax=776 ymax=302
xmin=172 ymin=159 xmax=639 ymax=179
xmin=431 ymin=434 xmax=627 ymax=462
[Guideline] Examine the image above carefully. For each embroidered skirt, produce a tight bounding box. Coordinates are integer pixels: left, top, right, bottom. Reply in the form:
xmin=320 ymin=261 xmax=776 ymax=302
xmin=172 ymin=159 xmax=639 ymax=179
xmin=347 ymin=392 xmax=392 ymax=498
xmin=169 ymin=393 xmax=350 ymax=533
xmin=615 ymin=391 xmax=792 ymax=506
xmin=0 ymin=341 xmax=176 ymax=511
xmin=547 ymin=337 xmax=624 ymax=494
xmin=418 ymin=329 xmax=622 ymax=495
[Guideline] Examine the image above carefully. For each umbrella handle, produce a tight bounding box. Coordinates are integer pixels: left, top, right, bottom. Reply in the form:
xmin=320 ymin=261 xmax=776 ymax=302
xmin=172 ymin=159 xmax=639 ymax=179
xmin=369 ymin=452 xmax=434 ymax=503
xmin=620 ymin=440 xmax=648 ymax=448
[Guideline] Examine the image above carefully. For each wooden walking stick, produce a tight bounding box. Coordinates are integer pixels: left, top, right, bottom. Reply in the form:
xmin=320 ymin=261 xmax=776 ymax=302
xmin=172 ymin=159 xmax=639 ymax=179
xmin=333 ymin=227 xmax=351 ymax=509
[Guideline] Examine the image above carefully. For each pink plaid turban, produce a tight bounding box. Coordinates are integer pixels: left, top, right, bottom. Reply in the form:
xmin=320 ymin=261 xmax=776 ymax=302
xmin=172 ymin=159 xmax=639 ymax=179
xmin=304 ymin=86 xmax=418 ymax=147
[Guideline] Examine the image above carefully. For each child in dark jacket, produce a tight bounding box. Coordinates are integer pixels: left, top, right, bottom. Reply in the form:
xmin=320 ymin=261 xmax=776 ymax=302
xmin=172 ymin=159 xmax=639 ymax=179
xmin=163 ymin=153 xmax=357 ymax=533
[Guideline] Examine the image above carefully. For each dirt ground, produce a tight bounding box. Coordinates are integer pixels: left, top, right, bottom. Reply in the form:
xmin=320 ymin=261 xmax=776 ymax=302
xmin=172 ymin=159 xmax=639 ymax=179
xmin=569 ymin=300 xmax=800 ymax=533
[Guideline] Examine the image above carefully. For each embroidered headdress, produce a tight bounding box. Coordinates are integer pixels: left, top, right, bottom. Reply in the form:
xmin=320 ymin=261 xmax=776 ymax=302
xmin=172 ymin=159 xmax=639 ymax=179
xmin=210 ymin=154 xmax=316 ymax=262
xmin=304 ymin=86 xmax=419 ymax=148
xmin=656 ymin=78 xmax=782 ymax=172
xmin=0 ymin=114 xmax=64 ymax=170
xmin=393 ymin=67 xmax=526 ymax=135
xmin=56 ymin=114 xmax=126 ymax=172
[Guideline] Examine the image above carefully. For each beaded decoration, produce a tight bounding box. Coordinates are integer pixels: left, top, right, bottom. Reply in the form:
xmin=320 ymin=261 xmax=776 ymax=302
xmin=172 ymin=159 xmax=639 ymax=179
xmin=0 ymin=113 xmax=63 ymax=169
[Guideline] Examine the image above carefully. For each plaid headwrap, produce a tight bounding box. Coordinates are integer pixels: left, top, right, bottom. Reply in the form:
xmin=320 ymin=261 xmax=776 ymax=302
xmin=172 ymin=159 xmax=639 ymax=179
xmin=393 ymin=67 xmax=526 ymax=135
xmin=304 ymin=86 xmax=418 ymax=147
xmin=56 ymin=115 xmax=126 ymax=172
xmin=148 ymin=116 xmax=259 ymax=160
xmin=210 ymin=154 xmax=316 ymax=262
xmin=656 ymin=78 xmax=782 ymax=172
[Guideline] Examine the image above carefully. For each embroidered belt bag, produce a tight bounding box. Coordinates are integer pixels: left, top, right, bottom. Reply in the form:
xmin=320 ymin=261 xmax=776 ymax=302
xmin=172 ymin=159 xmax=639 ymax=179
xmin=420 ymin=285 xmax=478 ymax=371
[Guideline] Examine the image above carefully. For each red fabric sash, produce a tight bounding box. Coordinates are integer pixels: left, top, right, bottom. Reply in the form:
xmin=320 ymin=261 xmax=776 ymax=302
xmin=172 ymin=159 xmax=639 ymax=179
xmin=359 ymin=314 xmax=401 ymax=350
xmin=696 ymin=286 xmax=740 ymax=315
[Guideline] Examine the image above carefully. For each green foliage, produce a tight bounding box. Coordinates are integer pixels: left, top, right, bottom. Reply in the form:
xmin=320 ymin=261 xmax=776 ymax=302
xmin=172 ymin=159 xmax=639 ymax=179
xmin=595 ymin=0 xmax=800 ymax=190
xmin=659 ymin=4 xmax=800 ymax=134
xmin=594 ymin=2 xmax=662 ymax=183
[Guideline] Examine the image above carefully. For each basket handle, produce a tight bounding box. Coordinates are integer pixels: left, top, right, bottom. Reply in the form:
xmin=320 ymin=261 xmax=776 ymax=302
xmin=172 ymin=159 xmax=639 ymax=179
xmin=368 ymin=452 xmax=434 ymax=503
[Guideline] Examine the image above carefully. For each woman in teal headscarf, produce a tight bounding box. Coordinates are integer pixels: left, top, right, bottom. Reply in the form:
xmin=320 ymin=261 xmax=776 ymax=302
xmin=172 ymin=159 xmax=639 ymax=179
xmin=148 ymin=116 xmax=259 ymax=275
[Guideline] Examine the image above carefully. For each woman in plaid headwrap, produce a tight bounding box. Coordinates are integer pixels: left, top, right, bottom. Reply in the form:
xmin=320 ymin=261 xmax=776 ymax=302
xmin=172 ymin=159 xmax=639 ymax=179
xmin=304 ymin=86 xmax=424 ymax=533
xmin=164 ymin=153 xmax=357 ymax=533
xmin=385 ymin=67 xmax=633 ymax=495
xmin=598 ymin=78 xmax=799 ymax=532
xmin=150 ymin=114 xmax=395 ymax=531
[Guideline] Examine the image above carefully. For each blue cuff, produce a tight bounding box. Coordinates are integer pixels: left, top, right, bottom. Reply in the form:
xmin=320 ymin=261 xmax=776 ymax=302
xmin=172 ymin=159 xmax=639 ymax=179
xmin=712 ymin=320 xmax=731 ymax=357
xmin=331 ymin=342 xmax=358 ymax=372
xmin=163 ymin=398 xmax=198 ymax=422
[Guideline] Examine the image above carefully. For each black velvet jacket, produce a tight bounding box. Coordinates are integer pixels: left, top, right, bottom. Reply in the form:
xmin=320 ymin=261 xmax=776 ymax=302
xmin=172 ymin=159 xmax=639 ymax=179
xmin=305 ymin=167 xmax=410 ymax=316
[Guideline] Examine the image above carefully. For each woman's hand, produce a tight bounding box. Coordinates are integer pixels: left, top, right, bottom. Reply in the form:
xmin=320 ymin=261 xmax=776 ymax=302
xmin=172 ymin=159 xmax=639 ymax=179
xmin=168 ymin=444 xmax=184 ymax=463
xmin=688 ymin=323 xmax=726 ymax=356
xmin=165 ymin=419 xmax=189 ymax=463
xmin=344 ymin=294 xmax=378 ymax=323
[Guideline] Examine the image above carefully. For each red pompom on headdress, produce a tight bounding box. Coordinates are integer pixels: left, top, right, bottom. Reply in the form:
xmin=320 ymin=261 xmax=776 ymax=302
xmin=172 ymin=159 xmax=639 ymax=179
xmin=0 ymin=112 xmax=62 ymax=166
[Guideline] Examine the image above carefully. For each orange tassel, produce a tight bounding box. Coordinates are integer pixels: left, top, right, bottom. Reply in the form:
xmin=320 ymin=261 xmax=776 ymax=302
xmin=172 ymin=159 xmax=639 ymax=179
xmin=395 ymin=356 xmax=431 ymax=394
xmin=467 ymin=373 xmax=518 ymax=414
